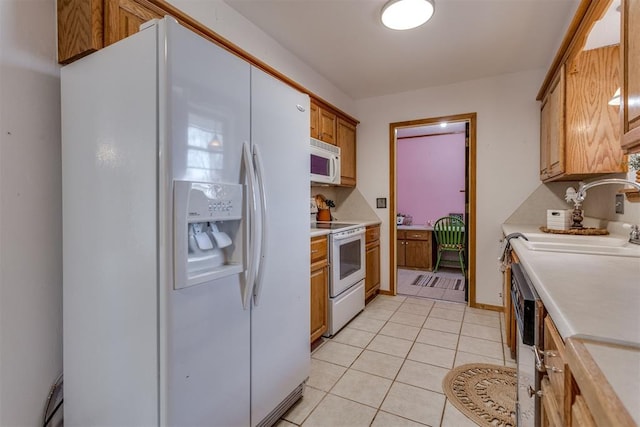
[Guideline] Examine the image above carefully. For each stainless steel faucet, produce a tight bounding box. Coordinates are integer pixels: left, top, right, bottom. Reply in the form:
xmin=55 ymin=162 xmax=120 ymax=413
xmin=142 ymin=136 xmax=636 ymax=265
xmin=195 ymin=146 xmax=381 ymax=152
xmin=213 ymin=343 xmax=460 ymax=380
xmin=630 ymin=225 xmax=640 ymax=245
xmin=575 ymin=178 xmax=640 ymax=202
xmin=574 ymin=178 xmax=640 ymax=245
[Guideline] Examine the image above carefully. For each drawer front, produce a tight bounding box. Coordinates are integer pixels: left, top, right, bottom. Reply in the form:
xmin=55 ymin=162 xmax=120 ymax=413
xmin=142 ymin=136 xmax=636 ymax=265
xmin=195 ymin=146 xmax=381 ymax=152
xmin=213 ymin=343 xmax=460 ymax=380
xmin=544 ymin=316 xmax=566 ymax=413
xmin=397 ymin=230 xmax=406 ymax=239
xmin=405 ymin=230 xmax=431 ymax=241
xmin=310 ymin=236 xmax=328 ymax=264
xmin=366 ymin=226 xmax=380 ymax=243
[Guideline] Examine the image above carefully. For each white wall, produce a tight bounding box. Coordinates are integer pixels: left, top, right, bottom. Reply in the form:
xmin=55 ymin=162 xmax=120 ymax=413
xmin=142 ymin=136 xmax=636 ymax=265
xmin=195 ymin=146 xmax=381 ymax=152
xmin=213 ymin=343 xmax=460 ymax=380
xmin=0 ymin=0 xmax=62 ymax=425
xmin=167 ymin=0 xmax=356 ymax=115
xmin=355 ymin=69 xmax=545 ymax=307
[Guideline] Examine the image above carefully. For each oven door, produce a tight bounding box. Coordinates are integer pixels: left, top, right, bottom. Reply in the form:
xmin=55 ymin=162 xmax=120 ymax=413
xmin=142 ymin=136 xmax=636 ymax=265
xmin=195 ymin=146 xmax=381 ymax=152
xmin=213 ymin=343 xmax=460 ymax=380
xmin=329 ymin=230 xmax=365 ymax=297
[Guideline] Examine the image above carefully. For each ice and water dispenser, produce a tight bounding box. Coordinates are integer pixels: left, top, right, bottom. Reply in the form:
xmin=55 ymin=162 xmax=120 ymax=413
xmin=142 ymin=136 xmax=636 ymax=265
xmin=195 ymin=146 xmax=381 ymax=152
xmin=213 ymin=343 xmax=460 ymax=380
xmin=174 ymin=181 xmax=243 ymax=290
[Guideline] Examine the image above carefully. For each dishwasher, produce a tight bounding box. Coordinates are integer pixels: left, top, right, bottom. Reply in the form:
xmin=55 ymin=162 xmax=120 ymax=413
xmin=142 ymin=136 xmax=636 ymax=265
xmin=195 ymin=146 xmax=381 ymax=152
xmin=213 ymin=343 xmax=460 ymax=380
xmin=511 ymin=262 xmax=545 ymax=427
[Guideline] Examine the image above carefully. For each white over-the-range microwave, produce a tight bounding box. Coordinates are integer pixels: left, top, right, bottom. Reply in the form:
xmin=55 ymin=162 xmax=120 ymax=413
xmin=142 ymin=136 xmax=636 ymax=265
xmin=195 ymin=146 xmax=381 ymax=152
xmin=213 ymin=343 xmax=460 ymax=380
xmin=310 ymin=137 xmax=340 ymax=185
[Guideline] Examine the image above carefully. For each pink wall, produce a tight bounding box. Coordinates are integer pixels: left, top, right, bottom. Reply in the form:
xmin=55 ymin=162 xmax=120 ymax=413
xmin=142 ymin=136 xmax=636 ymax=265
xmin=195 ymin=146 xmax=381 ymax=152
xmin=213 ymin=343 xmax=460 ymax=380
xmin=397 ymin=133 xmax=465 ymax=226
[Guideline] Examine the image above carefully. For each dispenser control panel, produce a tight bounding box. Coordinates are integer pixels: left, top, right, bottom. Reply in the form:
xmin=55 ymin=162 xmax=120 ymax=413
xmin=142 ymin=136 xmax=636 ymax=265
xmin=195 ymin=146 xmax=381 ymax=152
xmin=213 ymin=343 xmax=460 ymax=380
xmin=183 ymin=182 xmax=242 ymax=222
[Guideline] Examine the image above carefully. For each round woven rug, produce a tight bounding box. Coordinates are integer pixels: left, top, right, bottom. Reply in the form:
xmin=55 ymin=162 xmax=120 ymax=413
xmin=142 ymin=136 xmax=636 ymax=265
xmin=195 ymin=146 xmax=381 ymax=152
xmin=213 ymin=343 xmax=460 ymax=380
xmin=442 ymin=363 xmax=517 ymax=427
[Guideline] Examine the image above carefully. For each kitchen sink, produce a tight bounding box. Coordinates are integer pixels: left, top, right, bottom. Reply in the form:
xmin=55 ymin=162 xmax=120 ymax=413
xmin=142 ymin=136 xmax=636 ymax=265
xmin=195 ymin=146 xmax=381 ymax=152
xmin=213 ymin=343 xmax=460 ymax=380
xmin=520 ymin=233 xmax=640 ymax=258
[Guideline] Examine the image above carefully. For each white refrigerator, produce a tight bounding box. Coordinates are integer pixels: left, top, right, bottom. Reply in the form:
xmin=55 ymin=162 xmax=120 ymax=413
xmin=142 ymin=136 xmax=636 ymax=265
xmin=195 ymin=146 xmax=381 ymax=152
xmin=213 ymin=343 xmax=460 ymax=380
xmin=62 ymin=18 xmax=310 ymax=427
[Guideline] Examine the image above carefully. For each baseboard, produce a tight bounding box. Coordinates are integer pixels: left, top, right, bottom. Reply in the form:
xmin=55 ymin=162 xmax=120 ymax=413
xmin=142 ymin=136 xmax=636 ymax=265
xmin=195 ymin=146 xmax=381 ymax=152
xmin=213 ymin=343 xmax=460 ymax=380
xmin=470 ymin=302 xmax=504 ymax=312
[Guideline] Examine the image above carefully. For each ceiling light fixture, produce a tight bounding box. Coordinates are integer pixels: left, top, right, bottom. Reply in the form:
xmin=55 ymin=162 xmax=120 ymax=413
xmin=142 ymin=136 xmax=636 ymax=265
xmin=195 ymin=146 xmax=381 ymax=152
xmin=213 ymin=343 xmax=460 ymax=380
xmin=381 ymin=0 xmax=435 ymax=30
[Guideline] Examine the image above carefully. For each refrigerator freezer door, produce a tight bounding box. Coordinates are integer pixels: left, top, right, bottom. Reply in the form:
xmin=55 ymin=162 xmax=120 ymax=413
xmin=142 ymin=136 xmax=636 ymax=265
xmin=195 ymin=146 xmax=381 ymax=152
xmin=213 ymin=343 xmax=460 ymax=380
xmin=249 ymin=67 xmax=311 ymax=426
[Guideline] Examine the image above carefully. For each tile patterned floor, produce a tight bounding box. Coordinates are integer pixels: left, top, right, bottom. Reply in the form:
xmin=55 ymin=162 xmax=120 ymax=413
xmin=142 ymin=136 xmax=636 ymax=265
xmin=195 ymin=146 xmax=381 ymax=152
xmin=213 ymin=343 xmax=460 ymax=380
xmin=397 ymin=268 xmax=466 ymax=304
xmin=277 ymin=295 xmax=516 ymax=427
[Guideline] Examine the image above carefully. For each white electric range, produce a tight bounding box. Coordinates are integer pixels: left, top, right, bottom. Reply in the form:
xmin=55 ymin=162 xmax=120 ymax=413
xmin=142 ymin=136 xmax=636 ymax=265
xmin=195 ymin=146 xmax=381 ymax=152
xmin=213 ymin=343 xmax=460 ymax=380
xmin=311 ymin=221 xmax=365 ymax=336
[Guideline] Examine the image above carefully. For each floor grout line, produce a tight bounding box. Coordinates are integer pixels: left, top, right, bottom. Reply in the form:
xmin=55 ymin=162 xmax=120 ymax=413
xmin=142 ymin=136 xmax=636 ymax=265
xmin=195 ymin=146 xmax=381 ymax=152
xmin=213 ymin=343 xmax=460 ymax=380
xmin=299 ymin=293 xmax=505 ymax=426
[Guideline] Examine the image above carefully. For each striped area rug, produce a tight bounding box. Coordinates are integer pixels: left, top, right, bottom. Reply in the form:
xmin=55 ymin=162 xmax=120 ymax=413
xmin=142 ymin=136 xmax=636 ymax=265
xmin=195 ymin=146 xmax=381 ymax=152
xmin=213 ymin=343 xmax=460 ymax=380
xmin=411 ymin=273 xmax=464 ymax=290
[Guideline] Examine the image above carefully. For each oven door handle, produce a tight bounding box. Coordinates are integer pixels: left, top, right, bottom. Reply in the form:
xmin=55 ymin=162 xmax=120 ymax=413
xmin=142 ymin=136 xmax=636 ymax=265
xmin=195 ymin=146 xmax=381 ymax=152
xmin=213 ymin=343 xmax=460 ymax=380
xmin=532 ymin=345 xmax=546 ymax=373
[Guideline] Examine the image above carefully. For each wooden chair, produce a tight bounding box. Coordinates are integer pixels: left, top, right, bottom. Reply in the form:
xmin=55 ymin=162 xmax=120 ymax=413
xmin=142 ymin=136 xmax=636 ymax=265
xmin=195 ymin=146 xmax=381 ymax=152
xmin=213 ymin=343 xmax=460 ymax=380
xmin=433 ymin=216 xmax=465 ymax=275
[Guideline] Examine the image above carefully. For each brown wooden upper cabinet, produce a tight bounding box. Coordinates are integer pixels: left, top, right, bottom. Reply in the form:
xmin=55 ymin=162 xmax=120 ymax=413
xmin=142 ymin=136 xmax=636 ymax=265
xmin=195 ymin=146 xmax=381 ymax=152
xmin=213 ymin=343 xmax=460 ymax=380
xmin=538 ymin=0 xmax=627 ymax=180
xmin=58 ymin=0 xmax=163 ymax=64
xmin=104 ymin=0 xmax=163 ymax=46
xmin=310 ymin=100 xmax=358 ymax=187
xmin=540 ymin=44 xmax=625 ymax=181
xmin=310 ymin=100 xmax=337 ymax=145
xmin=540 ymin=67 xmax=566 ymax=180
xmin=337 ymin=118 xmax=357 ymax=186
xmin=621 ymin=0 xmax=640 ymax=153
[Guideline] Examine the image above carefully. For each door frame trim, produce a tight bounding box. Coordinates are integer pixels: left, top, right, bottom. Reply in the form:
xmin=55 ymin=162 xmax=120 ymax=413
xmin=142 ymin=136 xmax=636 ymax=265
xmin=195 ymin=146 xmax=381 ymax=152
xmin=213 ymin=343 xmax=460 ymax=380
xmin=388 ymin=112 xmax=478 ymax=306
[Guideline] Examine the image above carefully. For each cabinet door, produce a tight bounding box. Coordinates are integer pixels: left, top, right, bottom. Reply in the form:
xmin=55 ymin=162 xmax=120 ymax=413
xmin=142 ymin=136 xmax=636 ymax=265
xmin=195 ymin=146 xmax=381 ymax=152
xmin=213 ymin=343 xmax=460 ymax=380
xmin=105 ymin=0 xmax=163 ymax=47
xmin=318 ymin=108 xmax=337 ymax=144
xmin=397 ymin=239 xmax=406 ymax=267
xmin=565 ymin=46 xmax=624 ymax=174
xmin=57 ymin=0 xmax=104 ymax=64
xmin=365 ymin=243 xmax=380 ymax=299
xmin=405 ymin=240 xmax=431 ymax=269
xmin=310 ymin=262 xmax=328 ymax=342
xmin=622 ymin=0 xmax=640 ymax=152
xmin=503 ymin=262 xmax=516 ymax=359
xmin=337 ymin=118 xmax=357 ymax=187
xmin=310 ymin=101 xmax=319 ymax=139
xmin=541 ymin=68 xmax=566 ymax=180
xmin=541 ymin=377 xmax=564 ymax=427
xmin=540 ymin=95 xmax=550 ymax=179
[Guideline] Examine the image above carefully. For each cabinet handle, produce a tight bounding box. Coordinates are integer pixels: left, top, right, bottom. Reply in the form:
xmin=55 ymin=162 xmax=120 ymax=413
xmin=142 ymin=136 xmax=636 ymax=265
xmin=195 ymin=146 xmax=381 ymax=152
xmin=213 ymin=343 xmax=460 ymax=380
xmin=311 ymin=250 xmax=319 ymax=253
xmin=532 ymin=346 xmax=546 ymax=373
xmin=545 ymin=365 xmax=563 ymax=373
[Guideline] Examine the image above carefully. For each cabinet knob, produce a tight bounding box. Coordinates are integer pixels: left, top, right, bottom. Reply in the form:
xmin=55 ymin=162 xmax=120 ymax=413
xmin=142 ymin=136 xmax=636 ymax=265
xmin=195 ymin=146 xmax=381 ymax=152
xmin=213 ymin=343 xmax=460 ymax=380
xmin=528 ymin=385 xmax=543 ymax=398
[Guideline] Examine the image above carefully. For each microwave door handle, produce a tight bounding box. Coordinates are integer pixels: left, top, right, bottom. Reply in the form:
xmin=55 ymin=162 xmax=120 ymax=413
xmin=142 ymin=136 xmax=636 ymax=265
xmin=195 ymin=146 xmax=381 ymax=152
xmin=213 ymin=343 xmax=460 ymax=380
xmin=331 ymin=156 xmax=338 ymax=181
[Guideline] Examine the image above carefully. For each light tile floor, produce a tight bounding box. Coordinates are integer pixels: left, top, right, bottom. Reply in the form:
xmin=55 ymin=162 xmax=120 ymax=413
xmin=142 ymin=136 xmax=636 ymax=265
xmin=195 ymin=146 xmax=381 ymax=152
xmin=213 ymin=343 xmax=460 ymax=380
xmin=397 ymin=268 xmax=466 ymax=304
xmin=277 ymin=295 xmax=516 ymax=427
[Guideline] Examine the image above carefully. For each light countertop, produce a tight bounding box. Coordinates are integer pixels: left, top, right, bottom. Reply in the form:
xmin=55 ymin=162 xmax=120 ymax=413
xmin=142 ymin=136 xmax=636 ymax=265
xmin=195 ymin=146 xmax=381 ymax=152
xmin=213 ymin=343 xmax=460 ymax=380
xmin=502 ymin=224 xmax=640 ymax=345
xmin=502 ymin=223 xmax=640 ymax=423
xmin=398 ymin=225 xmax=433 ymax=231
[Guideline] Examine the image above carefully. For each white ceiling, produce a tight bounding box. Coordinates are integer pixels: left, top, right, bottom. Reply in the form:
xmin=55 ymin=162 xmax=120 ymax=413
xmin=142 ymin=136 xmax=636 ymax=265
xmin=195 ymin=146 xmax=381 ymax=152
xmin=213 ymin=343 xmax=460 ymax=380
xmin=223 ymin=0 xmax=580 ymax=100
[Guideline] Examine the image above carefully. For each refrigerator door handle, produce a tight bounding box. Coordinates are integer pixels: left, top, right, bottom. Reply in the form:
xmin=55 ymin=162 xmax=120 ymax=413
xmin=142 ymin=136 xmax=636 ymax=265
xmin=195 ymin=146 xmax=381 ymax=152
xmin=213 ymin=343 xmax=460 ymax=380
xmin=242 ymin=142 xmax=258 ymax=310
xmin=252 ymin=144 xmax=267 ymax=305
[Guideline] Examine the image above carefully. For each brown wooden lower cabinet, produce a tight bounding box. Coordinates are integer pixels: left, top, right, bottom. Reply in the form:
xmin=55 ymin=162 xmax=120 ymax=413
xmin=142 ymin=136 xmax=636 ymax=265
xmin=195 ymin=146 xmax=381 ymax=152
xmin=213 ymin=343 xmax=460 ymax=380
xmin=540 ymin=315 xmax=635 ymax=427
xmin=310 ymin=236 xmax=328 ymax=343
xmin=397 ymin=229 xmax=432 ymax=270
xmin=502 ymin=250 xmax=517 ymax=360
xmin=365 ymin=225 xmax=380 ymax=301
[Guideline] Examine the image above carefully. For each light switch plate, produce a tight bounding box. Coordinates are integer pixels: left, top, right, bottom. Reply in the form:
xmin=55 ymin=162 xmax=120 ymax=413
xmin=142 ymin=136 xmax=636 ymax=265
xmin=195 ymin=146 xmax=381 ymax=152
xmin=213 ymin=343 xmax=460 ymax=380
xmin=615 ymin=193 xmax=624 ymax=214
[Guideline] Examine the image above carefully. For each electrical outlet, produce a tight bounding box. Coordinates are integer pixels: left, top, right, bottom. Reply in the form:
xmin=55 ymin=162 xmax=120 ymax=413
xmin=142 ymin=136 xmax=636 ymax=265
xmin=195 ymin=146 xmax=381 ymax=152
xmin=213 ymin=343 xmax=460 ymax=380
xmin=615 ymin=193 xmax=624 ymax=214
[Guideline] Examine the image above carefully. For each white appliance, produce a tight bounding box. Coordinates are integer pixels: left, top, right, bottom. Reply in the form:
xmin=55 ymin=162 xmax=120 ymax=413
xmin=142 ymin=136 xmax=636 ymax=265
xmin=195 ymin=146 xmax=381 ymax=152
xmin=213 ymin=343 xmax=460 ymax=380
xmin=62 ymin=18 xmax=310 ymax=427
xmin=312 ymin=222 xmax=366 ymax=336
xmin=310 ymin=137 xmax=340 ymax=184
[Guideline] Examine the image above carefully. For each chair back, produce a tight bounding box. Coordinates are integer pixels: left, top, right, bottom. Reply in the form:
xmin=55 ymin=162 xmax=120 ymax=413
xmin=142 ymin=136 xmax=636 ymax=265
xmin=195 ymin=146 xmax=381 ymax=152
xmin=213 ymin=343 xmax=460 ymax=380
xmin=433 ymin=216 xmax=465 ymax=248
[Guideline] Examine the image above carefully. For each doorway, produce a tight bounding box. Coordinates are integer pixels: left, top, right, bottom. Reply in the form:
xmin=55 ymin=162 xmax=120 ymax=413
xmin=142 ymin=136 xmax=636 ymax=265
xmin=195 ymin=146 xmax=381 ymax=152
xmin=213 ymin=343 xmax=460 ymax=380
xmin=389 ymin=113 xmax=476 ymax=305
